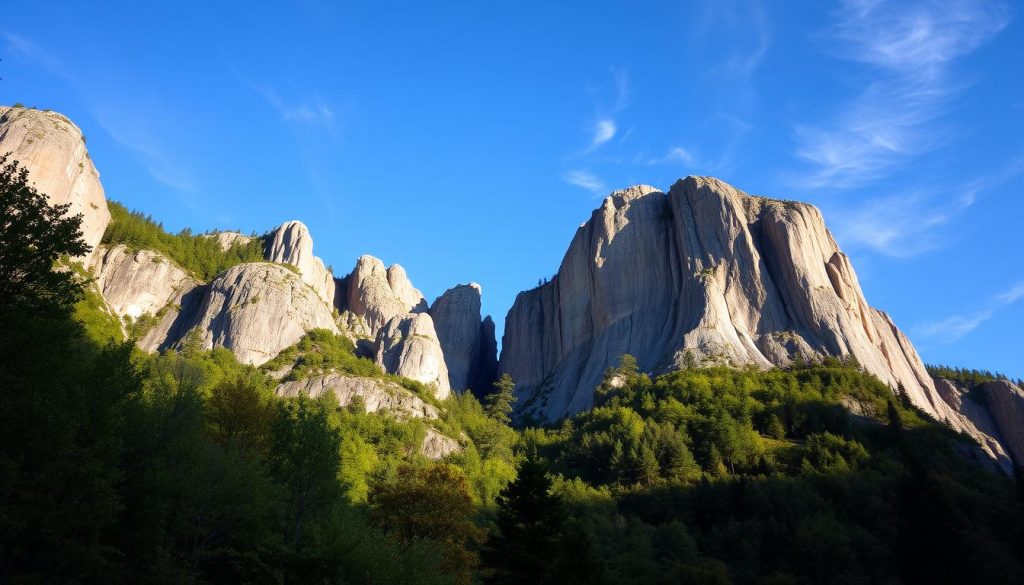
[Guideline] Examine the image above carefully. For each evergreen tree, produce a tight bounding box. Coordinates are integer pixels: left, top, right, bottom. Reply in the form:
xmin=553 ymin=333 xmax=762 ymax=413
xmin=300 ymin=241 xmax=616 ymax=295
xmin=485 ymin=374 xmax=516 ymax=425
xmin=886 ymin=399 xmax=903 ymax=444
xmin=483 ymin=452 xmax=580 ymax=584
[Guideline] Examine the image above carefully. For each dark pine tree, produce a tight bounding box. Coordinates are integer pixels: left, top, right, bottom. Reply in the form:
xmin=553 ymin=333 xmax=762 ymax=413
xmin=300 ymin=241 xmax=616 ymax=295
xmin=483 ymin=452 xmax=600 ymax=584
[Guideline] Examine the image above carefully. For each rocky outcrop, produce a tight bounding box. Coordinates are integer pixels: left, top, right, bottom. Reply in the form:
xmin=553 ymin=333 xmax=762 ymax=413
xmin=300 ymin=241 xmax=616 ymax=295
xmin=422 ymin=428 xmax=460 ymax=460
xmin=263 ymin=221 xmax=335 ymax=305
xmin=429 ymin=283 xmax=498 ymax=394
xmin=337 ymin=255 xmax=427 ymax=337
xmin=0 ymin=106 xmax=109 ymax=257
xmin=203 ymin=231 xmax=255 ymax=252
xmin=979 ymin=381 xmax=1024 ymax=467
xmin=275 ymin=373 xmax=439 ymax=419
xmin=501 ymin=177 xmax=960 ymax=423
xmin=935 ymin=377 xmax=1024 ymax=470
xmin=153 ymin=263 xmax=339 ymax=365
xmin=374 ymin=312 xmax=451 ymax=399
xmin=275 ymin=373 xmax=460 ymax=459
xmin=90 ymin=244 xmax=199 ymax=321
xmin=932 ymin=378 xmax=1014 ymax=472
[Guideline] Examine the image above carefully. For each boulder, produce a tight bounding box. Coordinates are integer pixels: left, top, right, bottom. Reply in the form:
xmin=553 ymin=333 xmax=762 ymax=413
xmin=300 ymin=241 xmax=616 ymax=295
xmin=0 ymin=106 xmax=109 ymax=257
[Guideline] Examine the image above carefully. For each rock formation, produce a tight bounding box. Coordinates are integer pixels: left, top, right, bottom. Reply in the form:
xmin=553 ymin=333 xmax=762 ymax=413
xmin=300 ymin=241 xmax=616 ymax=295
xmin=429 ymin=283 xmax=498 ymax=394
xmin=90 ymin=245 xmax=199 ymax=321
xmin=275 ymin=373 xmax=460 ymax=459
xmin=203 ymin=231 xmax=255 ymax=251
xmin=155 ymin=263 xmax=339 ymax=365
xmin=374 ymin=312 xmax=451 ymax=399
xmin=500 ymin=177 xmax=958 ymax=423
xmin=263 ymin=221 xmax=335 ymax=305
xmin=0 ymin=106 xmax=109 ymax=256
xmin=934 ymin=377 xmax=1024 ymax=470
xmin=336 ymin=255 xmax=427 ymax=337
xmin=275 ymin=373 xmax=439 ymax=419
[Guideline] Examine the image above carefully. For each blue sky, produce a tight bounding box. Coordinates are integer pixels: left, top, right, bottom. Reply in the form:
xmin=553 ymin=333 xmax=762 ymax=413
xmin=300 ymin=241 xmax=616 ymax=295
xmin=2 ymin=0 xmax=1022 ymax=377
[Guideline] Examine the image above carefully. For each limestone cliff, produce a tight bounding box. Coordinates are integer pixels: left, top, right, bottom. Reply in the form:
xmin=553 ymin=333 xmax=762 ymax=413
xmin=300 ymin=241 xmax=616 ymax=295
xmin=500 ymin=177 xmax=958 ymax=423
xmin=0 ymin=106 xmax=109 ymax=256
xmin=429 ymin=283 xmax=498 ymax=394
xmin=275 ymin=373 xmax=459 ymax=459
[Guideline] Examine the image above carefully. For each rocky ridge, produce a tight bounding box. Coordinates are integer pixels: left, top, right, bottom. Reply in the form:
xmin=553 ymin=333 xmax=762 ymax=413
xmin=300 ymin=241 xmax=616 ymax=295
xmin=499 ymin=178 xmax=964 ymax=429
xmin=6 ymin=105 xmax=1020 ymax=471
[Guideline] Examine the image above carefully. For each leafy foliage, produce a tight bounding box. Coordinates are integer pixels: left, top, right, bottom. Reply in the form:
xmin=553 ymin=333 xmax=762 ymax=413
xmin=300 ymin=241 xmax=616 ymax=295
xmin=102 ymin=200 xmax=264 ymax=281
xmin=0 ymin=154 xmax=90 ymax=314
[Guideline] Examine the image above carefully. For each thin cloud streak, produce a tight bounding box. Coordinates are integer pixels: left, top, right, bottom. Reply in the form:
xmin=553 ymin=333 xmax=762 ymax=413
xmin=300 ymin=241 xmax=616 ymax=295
xmin=916 ymin=280 xmax=1024 ymax=343
xmin=793 ymin=0 xmax=1009 ymax=188
xmin=563 ymin=170 xmax=606 ymax=194
xmin=253 ymin=84 xmax=336 ymax=128
xmin=831 ymin=156 xmax=1024 ymax=257
xmin=3 ymin=33 xmax=198 ymax=194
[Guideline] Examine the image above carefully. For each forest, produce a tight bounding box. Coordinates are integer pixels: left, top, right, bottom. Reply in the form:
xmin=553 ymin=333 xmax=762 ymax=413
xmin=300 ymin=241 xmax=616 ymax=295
xmin=2 ymin=154 xmax=1024 ymax=584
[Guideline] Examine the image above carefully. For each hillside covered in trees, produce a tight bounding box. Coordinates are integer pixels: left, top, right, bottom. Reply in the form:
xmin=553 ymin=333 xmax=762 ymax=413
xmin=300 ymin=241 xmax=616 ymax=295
xmin=2 ymin=155 xmax=1024 ymax=584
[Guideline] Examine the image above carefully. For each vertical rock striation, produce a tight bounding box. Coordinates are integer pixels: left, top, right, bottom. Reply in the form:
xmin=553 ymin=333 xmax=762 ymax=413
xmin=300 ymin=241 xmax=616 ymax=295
xmin=500 ymin=177 xmax=960 ymax=423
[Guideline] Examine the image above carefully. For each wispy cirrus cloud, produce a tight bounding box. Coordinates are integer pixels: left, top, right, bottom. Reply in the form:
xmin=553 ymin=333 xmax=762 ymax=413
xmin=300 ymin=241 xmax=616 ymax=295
xmin=3 ymin=32 xmax=198 ymax=193
xmin=916 ymin=280 xmax=1024 ymax=343
xmin=590 ymin=119 xmax=617 ymax=149
xmin=576 ymin=67 xmax=630 ymax=155
xmin=563 ymin=170 xmax=605 ymax=194
xmin=646 ymin=147 xmax=695 ymax=166
xmin=793 ymin=0 xmax=1009 ymax=188
xmin=831 ymin=156 xmax=1024 ymax=257
xmin=252 ymin=84 xmax=336 ymax=128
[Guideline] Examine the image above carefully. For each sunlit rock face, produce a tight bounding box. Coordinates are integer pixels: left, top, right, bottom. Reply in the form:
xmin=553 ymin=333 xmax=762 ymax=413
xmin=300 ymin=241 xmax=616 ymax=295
xmin=0 ymin=106 xmax=110 ymax=258
xmin=501 ymin=177 xmax=957 ymax=424
xmin=152 ymin=263 xmax=340 ymax=365
xmin=263 ymin=220 xmax=335 ymax=305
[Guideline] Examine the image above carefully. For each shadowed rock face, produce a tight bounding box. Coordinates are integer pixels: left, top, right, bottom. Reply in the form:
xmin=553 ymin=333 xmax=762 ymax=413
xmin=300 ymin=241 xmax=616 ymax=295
xmin=500 ymin=177 xmax=954 ymax=423
xmin=0 ymin=106 xmax=110 ymax=257
xmin=263 ymin=221 xmax=335 ymax=305
xmin=429 ymin=283 xmax=498 ymax=395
